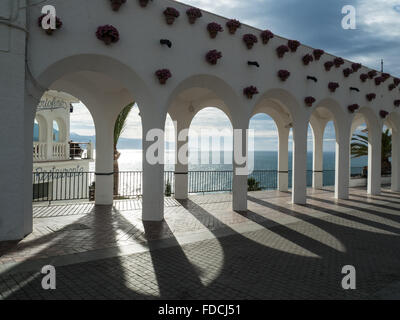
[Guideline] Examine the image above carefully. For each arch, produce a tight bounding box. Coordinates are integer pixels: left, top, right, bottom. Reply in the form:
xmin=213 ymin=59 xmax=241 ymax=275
xmin=34 ymin=114 xmax=47 ymax=142
xmin=52 ymin=117 xmax=67 ymax=142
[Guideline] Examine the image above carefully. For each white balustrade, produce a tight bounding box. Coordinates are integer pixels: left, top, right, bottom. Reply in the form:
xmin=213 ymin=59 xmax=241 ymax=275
xmin=33 ymin=142 xmax=47 ymax=161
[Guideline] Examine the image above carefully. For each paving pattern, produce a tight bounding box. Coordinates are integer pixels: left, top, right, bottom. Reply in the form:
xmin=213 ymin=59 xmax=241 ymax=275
xmin=1 ymin=187 xmax=400 ymax=299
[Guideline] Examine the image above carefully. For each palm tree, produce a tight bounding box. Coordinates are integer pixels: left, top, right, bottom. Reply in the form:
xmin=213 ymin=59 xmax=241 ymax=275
xmin=114 ymin=102 xmax=135 ymax=196
xmin=351 ymin=128 xmax=392 ymax=174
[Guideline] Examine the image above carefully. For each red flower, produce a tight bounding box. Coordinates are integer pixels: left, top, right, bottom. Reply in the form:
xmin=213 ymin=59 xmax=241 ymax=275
xmin=304 ymin=96 xmax=316 ymax=107
xmin=328 ymin=82 xmax=339 ymax=92
xmin=348 ymin=104 xmax=360 ymax=113
xmin=380 ymin=110 xmax=389 ymax=118
xmin=302 ymin=54 xmax=314 ymax=66
xmin=366 ymin=93 xmax=376 ymax=101
xmin=313 ymin=49 xmax=324 ymax=61
xmin=389 ymin=84 xmax=396 ymax=91
xmin=205 ymin=50 xmax=222 ymax=65
xmin=360 ymin=73 xmax=368 ymax=82
xmin=207 ymin=22 xmax=224 ymax=38
xmin=394 ymin=78 xmax=400 ymax=86
xmin=243 ymin=86 xmax=259 ymax=99
xmin=288 ymin=40 xmax=301 ymax=52
xmin=375 ymin=77 xmax=384 ymax=86
xmin=394 ymin=100 xmax=400 ymax=107
xmin=110 ymin=0 xmax=127 ymax=11
xmin=324 ymin=61 xmax=334 ymax=71
xmin=333 ymin=57 xmax=344 ymax=68
xmin=164 ymin=7 xmax=180 ymax=25
xmin=226 ymin=19 xmax=241 ymax=34
xmin=260 ymin=30 xmax=274 ymax=44
xmin=351 ymin=63 xmax=362 ymax=72
xmin=155 ymin=69 xmax=172 ymax=84
xmin=38 ymin=14 xmax=63 ymax=35
xmin=381 ymin=73 xmax=391 ymax=80
xmin=186 ymin=8 xmax=202 ymax=24
xmin=243 ymin=34 xmax=258 ymax=49
xmin=368 ymin=70 xmax=377 ymax=79
xmin=343 ymin=68 xmax=353 ymax=78
xmin=276 ymin=45 xmax=289 ymax=58
xmin=278 ymin=70 xmax=291 ymax=81
xmin=96 ymin=25 xmax=120 ymax=45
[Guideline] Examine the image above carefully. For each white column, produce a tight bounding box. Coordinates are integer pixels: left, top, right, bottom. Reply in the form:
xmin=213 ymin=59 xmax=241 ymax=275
xmin=278 ymin=126 xmax=289 ymax=192
xmin=233 ymin=127 xmax=248 ymax=212
xmin=94 ymin=117 xmax=114 ymax=205
xmin=142 ymin=115 xmax=165 ymax=221
xmin=312 ymin=126 xmax=324 ymax=189
xmin=335 ymin=124 xmax=351 ymax=199
xmin=391 ymin=128 xmax=400 ymax=192
xmin=174 ymin=120 xmax=189 ymax=200
xmin=292 ymin=121 xmax=308 ymax=204
xmin=368 ymin=128 xmax=382 ymax=195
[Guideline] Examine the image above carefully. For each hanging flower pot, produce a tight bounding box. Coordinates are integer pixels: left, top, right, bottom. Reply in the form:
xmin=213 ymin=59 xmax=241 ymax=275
xmin=389 ymin=84 xmax=396 ymax=91
xmin=360 ymin=73 xmax=368 ymax=82
xmin=96 ymin=25 xmax=120 ymax=45
xmin=381 ymin=73 xmax=391 ymax=81
xmin=276 ymin=45 xmax=289 ymax=58
xmin=138 ymin=0 xmax=151 ymax=7
xmin=394 ymin=78 xmax=400 ymax=86
xmin=394 ymin=100 xmax=400 ymax=107
xmin=324 ymin=61 xmax=334 ymax=71
xmin=226 ymin=19 xmax=241 ymax=34
xmin=351 ymin=63 xmax=362 ymax=72
xmin=278 ymin=70 xmax=291 ymax=82
xmin=328 ymin=82 xmax=339 ymax=92
xmin=333 ymin=57 xmax=344 ymax=68
xmin=304 ymin=96 xmax=316 ymax=107
xmin=366 ymin=93 xmax=376 ymax=101
xmin=186 ymin=8 xmax=202 ymax=24
xmin=313 ymin=49 xmax=324 ymax=61
xmin=302 ymin=54 xmax=314 ymax=66
xmin=287 ymin=40 xmax=300 ymax=52
xmin=375 ymin=77 xmax=384 ymax=86
xmin=380 ymin=110 xmax=389 ymax=118
xmin=260 ymin=30 xmax=274 ymax=44
xmin=243 ymin=86 xmax=259 ymax=99
xmin=206 ymin=50 xmax=222 ymax=65
xmin=207 ymin=22 xmax=223 ymax=38
xmin=343 ymin=68 xmax=353 ymax=78
xmin=164 ymin=7 xmax=180 ymax=25
xmin=243 ymin=34 xmax=258 ymax=49
xmin=38 ymin=14 xmax=63 ymax=35
xmin=348 ymin=104 xmax=360 ymax=113
xmin=155 ymin=69 xmax=172 ymax=84
xmin=368 ymin=70 xmax=377 ymax=79
xmin=110 ymin=0 xmax=127 ymax=11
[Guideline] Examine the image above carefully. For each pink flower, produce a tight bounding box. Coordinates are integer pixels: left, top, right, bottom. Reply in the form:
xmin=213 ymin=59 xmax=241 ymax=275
xmin=360 ymin=73 xmax=368 ymax=82
xmin=260 ymin=30 xmax=274 ymax=44
xmin=313 ymin=49 xmax=324 ymax=61
xmin=351 ymin=63 xmax=362 ymax=72
xmin=226 ymin=19 xmax=241 ymax=34
xmin=243 ymin=86 xmax=259 ymax=99
xmin=205 ymin=50 xmax=222 ymax=65
xmin=343 ymin=68 xmax=353 ymax=78
xmin=333 ymin=57 xmax=344 ymax=68
xmin=304 ymin=96 xmax=316 ymax=107
xmin=276 ymin=45 xmax=289 ymax=58
xmin=243 ymin=34 xmax=258 ymax=49
xmin=287 ymin=40 xmax=300 ymax=52
xmin=380 ymin=110 xmax=389 ymax=118
xmin=348 ymin=104 xmax=360 ymax=113
xmin=155 ymin=69 xmax=172 ymax=84
xmin=328 ymin=82 xmax=339 ymax=92
xmin=278 ymin=70 xmax=291 ymax=81
xmin=366 ymin=93 xmax=376 ymax=101
xmin=302 ymin=54 xmax=314 ymax=66
xmin=324 ymin=61 xmax=334 ymax=71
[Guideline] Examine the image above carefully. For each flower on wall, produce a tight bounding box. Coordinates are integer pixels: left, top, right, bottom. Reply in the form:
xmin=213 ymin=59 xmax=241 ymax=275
xmin=343 ymin=68 xmax=353 ymax=78
xmin=394 ymin=78 xmax=400 ymax=86
xmin=96 ymin=25 xmax=120 ymax=45
xmin=389 ymin=84 xmax=396 ymax=91
xmin=287 ymin=40 xmax=300 ymax=52
xmin=368 ymin=70 xmax=377 ymax=79
xmin=304 ymin=96 xmax=316 ymax=107
xmin=313 ymin=49 xmax=324 ymax=61
xmin=243 ymin=86 xmax=259 ymax=99
xmin=302 ymin=54 xmax=314 ymax=66
xmin=243 ymin=34 xmax=258 ymax=49
xmin=375 ymin=77 xmax=384 ymax=86
xmin=348 ymin=104 xmax=360 ymax=113
xmin=328 ymin=82 xmax=339 ymax=92
xmin=276 ymin=45 xmax=289 ymax=58
xmin=155 ymin=69 xmax=172 ymax=84
xmin=186 ymin=8 xmax=202 ymax=24
xmin=351 ymin=63 xmax=362 ymax=72
xmin=366 ymin=93 xmax=376 ymax=101
xmin=278 ymin=70 xmax=291 ymax=81
xmin=207 ymin=22 xmax=224 ymax=38
xmin=226 ymin=19 xmax=241 ymax=34
xmin=380 ymin=110 xmax=389 ymax=118
xmin=324 ymin=61 xmax=334 ymax=71
xmin=260 ymin=30 xmax=274 ymax=44
xmin=164 ymin=7 xmax=180 ymax=25
xmin=38 ymin=14 xmax=63 ymax=35
xmin=381 ymin=73 xmax=391 ymax=81
xmin=205 ymin=50 xmax=222 ymax=65
xmin=333 ymin=57 xmax=344 ymax=68
xmin=394 ymin=100 xmax=400 ymax=107
xmin=110 ymin=0 xmax=127 ymax=11
xmin=360 ymin=73 xmax=368 ymax=82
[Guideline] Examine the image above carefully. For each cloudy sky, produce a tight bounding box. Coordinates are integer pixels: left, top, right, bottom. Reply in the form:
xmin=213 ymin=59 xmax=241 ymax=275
xmin=71 ymin=0 xmax=397 ymax=151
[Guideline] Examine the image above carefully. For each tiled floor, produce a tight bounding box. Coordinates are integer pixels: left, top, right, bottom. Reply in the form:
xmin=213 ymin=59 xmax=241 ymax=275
xmin=1 ymin=187 xmax=400 ymax=299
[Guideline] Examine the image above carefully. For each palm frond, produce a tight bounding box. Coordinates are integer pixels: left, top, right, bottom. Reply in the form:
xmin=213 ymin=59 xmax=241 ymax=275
xmin=114 ymin=102 xmax=135 ymax=149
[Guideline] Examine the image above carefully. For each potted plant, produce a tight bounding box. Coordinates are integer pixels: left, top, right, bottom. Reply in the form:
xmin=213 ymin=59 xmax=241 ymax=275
xmin=360 ymin=73 xmax=368 ymax=82
xmin=38 ymin=14 xmax=63 ymax=35
xmin=247 ymin=177 xmax=261 ymax=191
xmin=304 ymin=96 xmax=316 ymax=107
xmin=278 ymin=70 xmax=290 ymax=81
xmin=164 ymin=7 xmax=180 ymax=25
xmin=380 ymin=110 xmax=389 ymax=118
xmin=375 ymin=77 xmax=383 ymax=86
xmin=260 ymin=30 xmax=274 ymax=44
xmin=389 ymin=84 xmax=396 ymax=91
xmin=186 ymin=8 xmax=202 ymax=24
xmin=138 ymin=0 xmax=151 ymax=7
xmin=226 ymin=19 xmax=241 ymax=34
xmin=287 ymin=40 xmax=300 ymax=52
xmin=381 ymin=73 xmax=391 ymax=81
xmin=368 ymin=70 xmax=377 ymax=79
xmin=333 ymin=57 xmax=344 ymax=68
xmin=313 ymin=49 xmax=324 ymax=61
xmin=394 ymin=78 xmax=400 ymax=86
xmin=96 ymin=25 xmax=120 ymax=45
xmin=343 ymin=68 xmax=353 ymax=78
xmin=276 ymin=45 xmax=289 ymax=58
xmin=243 ymin=86 xmax=259 ymax=99
xmin=324 ymin=61 xmax=334 ymax=71
xmin=366 ymin=93 xmax=376 ymax=101
xmin=110 ymin=0 xmax=127 ymax=11
xmin=243 ymin=34 xmax=258 ymax=49
xmin=302 ymin=54 xmax=314 ymax=66
xmin=352 ymin=63 xmax=362 ymax=72
xmin=165 ymin=180 xmax=172 ymax=197
xmin=394 ymin=100 xmax=400 ymax=107
xmin=206 ymin=50 xmax=222 ymax=65
xmin=348 ymin=104 xmax=360 ymax=113
xmin=207 ymin=22 xmax=224 ymax=38
xmin=328 ymin=82 xmax=339 ymax=92
xmin=155 ymin=69 xmax=172 ymax=84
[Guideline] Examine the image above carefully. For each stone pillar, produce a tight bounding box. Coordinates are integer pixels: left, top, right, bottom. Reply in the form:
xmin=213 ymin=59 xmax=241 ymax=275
xmin=142 ymin=115 xmax=165 ymax=221
xmin=392 ymin=128 xmax=400 ymax=192
xmin=368 ymin=128 xmax=382 ymax=195
xmin=312 ymin=124 xmax=324 ymax=190
xmin=292 ymin=121 xmax=308 ymax=204
xmin=174 ymin=120 xmax=189 ymax=200
xmin=335 ymin=124 xmax=351 ymax=199
xmin=232 ymin=127 xmax=248 ymax=212
xmin=94 ymin=117 xmax=114 ymax=205
xmin=278 ymin=126 xmax=289 ymax=192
